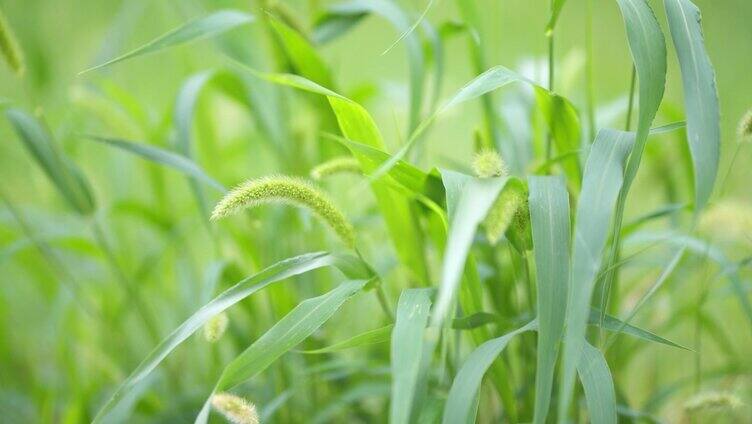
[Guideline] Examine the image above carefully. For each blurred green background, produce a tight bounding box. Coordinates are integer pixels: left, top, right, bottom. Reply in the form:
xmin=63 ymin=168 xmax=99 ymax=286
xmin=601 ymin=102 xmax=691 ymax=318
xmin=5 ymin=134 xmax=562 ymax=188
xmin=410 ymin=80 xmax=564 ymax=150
xmin=1 ymin=0 xmax=750 ymax=422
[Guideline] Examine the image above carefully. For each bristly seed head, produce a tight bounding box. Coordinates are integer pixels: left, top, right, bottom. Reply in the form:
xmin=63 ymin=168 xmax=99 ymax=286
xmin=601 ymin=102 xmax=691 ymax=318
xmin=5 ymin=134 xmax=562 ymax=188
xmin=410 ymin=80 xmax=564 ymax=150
xmin=737 ymin=108 xmax=752 ymax=142
xmin=683 ymin=391 xmax=742 ymax=413
xmin=473 ymin=149 xmax=507 ymax=178
xmin=211 ymin=175 xmax=356 ymax=247
xmin=203 ymin=312 xmax=229 ymax=343
xmin=310 ymin=156 xmax=361 ymax=180
xmin=211 ymin=392 xmax=259 ymax=424
xmin=484 ymin=186 xmax=525 ymax=245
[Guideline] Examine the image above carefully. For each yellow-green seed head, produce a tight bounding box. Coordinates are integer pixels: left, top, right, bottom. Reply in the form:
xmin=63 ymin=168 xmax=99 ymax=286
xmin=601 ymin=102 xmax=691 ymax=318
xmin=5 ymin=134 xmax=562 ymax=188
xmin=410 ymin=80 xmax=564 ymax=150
xmin=211 ymin=392 xmax=259 ymax=424
xmin=203 ymin=312 xmax=229 ymax=343
xmin=683 ymin=391 xmax=742 ymax=413
xmin=0 ymin=9 xmax=25 ymax=76
xmin=310 ymin=156 xmax=361 ymax=180
xmin=484 ymin=186 xmax=525 ymax=245
xmin=211 ymin=175 xmax=356 ymax=247
xmin=473 ymin=149 xmax=507 ymax=178
xmin=737 ymin=108 xmax=752 ymax=142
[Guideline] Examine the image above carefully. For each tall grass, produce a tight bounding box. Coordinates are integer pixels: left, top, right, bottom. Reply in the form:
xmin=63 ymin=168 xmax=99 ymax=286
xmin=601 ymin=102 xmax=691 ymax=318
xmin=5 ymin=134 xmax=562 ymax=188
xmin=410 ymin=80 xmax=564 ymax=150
xmin=1 ymin=0 xmax=750 ymax=423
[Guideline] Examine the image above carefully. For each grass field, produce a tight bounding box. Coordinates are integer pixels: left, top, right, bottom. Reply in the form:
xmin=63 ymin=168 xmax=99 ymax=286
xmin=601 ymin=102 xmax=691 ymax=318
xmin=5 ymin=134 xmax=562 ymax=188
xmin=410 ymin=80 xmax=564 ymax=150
xmin=1 ymin=0 xmax=750 ymax=423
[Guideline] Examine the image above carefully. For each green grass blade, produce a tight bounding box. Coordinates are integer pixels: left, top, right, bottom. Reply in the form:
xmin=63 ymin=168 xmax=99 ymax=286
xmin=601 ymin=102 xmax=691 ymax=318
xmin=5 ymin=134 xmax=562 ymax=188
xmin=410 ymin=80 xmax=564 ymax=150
xmin=664 ymin=0 xmax=720 ymax=212
xmin=268 ymin=16 xmax=333 ymax=87
xmin=528 ymin=176 xmax=571 ymax=424
xmin=588 ymin=308 xmax=687 ymax=350
xmin=6 ymin=109 xmax=96 ymax=215
xmin=91 ymin=252 xmax=351 ymax=423
xmin=81 ymin=10 xmax=254 ymax=73
xmin=442 ymin=321 xmax=537 ymax=424
xmin=83 ymin=135 xmax=226 ymax=193
xmin=546 ymin=0 xmax=568 ymax=35
xmin=433 ymin=170 xmax=510 ymax=326
xmin=390 ymin=288 xmax=432 ymax=424
xmin=0 ymin=7 xmax=25 ymax=76
xmin=616 ymin=0 xmax=667 ymax=191
xmin=297 ymin=324 xmax=394 ymax=354
xmin=215 ymin=279 xmax=369 ymax=390
xmin=558 ymin=129 xmax=634 ymax=422
xmin=577 ymin=342 xmax=617 ymax=424
xmin=533 ymin=89 xmax=582 ymax=187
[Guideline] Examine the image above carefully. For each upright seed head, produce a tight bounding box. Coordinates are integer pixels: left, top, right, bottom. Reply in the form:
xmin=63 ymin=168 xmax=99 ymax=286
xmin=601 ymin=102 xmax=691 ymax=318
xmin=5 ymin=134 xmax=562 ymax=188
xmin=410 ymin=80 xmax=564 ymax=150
xmin=310 ymin=156 xmax=361 ymax=180
xmin=203 ymin=312 xmax=229 ymax=343
xmin=0 ymin=8 xmax=25 ymax=76
xmin=473 ymin=149 xmax=507 ymax=178
xmin=211 ymin=175 xmax=356 ymax=247
xmin=484 ymin=186 xmax=525 ymax=245
xmin=211 ymin=392 xmax=259 ymax=424
xmin=737 ymin=108 xmax=752 ymax=142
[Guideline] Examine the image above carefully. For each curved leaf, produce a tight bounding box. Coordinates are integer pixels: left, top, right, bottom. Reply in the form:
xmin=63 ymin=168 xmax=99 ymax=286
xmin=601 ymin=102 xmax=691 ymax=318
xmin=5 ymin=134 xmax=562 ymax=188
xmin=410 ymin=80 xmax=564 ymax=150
xmin=577 ymin=342 xmax=617 ymax=424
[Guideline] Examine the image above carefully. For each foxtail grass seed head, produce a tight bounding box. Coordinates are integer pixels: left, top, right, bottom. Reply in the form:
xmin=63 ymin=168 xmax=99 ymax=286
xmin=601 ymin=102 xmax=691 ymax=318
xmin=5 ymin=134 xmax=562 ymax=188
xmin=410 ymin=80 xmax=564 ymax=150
xmin=212 ymin=175 xmax=356 ymax=247
xmin=0 ymin=8 xmax=25 ymax=76
xmin=203 ymin=312 xmax=229 ymax=343
xmin=211 ymin=393 xmax=259 ymax=424
xmin=484 ymin=187 xmax=525 ymax=244
xmin=473 ymin=149 xmax=507 ymax=178
xmin=683 ymin=391 xmax=742 ymax=413
xmin=310 ymin=156 xmax=361 ymax=180
xmin=737 ymin=108 xmax=752 ymax=142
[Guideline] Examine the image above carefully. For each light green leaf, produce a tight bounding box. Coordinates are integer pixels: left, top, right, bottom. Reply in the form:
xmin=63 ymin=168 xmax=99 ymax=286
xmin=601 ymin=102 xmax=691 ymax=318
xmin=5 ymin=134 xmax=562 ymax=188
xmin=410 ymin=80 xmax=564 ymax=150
xmin=577 ymin=342 xmax=617 ymax=424
xmin=6 ymin=109 xmax=96 ymax=215
xmin=588 ymin=308 xmax=687 ymax=350
xmin=546 ymin=0 xmax=568 ymax=35
xmin=83 ymin=135 xmax=226 ymax=193
xmin=215 ymin=279 xmax=369 ymax=389
xmin=297 ymin=324 xmax=393 ymax=354
xmin=442 ymin=321 xmax=537 ymax=424
xmin=268 ymin=16 xmax=333 ymax=87
xmin=82 ymin=10 xmax=254 ymax=73
xmin=558 ymin=129 xmax=634 ymax=422
xmin=534 ymin=88 xmax=582 ymax=187
xmin=92 ymin=252 xmax=364 ymax=423
xmin=391 ymin=288 xmax=432 ymax=424
xmin=664 ymin=0 xmax=720 ymax=212
xmin=529 ymin=176 xmax=571 ymax=424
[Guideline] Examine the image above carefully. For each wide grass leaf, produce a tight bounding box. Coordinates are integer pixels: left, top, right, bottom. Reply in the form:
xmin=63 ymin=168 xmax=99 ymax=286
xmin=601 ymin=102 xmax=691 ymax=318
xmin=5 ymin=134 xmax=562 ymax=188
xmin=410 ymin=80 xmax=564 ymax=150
xmin=442 ymin=321 xmax=537 ymax=424
xmin=391 ymin=288 xmax=432 ymax=424
xmin=268 ymin=16 xmax=333 ymax=87
xmin=6 ymin=109 xmax=96 ymax=215
xmin=664 ymin=0 xmax=720 ymax=212
xmin=558 ymin=129 xmax=634 ymax=422
xmin=577 ymin=342 xmax=617 ymax=424
xmin=82 ymin=10 xmax=254 ymax=73
xmin=528 ymin=176 xmax=571 ymax=424
xmin=92 ymin=252 xmax=367 ymax=423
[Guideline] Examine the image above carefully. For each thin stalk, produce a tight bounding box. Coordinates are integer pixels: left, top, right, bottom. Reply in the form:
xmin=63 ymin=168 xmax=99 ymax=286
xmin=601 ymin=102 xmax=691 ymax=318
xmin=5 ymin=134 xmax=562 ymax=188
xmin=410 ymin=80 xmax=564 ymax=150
xmin=545 ymin=0 xmax=555 ymax=162
xmin=584 ymin=0 xmax=596 ymax=142
xmin=90 ymin=217 xmax=161 ymax=344
xmin=375 ymin=283 xmax=395 ymax=321
xmin=624 ymin=66 xmax=637 ymax=132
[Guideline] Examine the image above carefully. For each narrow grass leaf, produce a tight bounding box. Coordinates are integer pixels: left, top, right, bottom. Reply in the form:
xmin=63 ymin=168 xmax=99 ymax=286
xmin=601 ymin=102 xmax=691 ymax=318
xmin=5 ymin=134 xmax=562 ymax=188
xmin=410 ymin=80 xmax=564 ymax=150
xmin=577 ymin=342 xmax=617 ymax=424
xmin=558 ymin=129 xmax=634 ymax=422
xmin=442 ymin=320 xmax=537 ymax=424
xmin=529 ymin=176 xmax=571 ymax=424
xmin=588 ymin=308 xmax=687 ymax=350
xmin=215 ymin=279 xmax=369 ymax=389
xmin=92 ymin=252 xmax=365 ymax=423
xmin=268 ymin=16 xmax=333 ymax=87
xmin=0 ymin=8 xmax=25 ymax=75
xmin=6 ymin=109 xmax=96 ymax=215
xmin=391 ymin=288 xmax=432 ymax=424
xmin=83 ymin=135 xmax=226 ymax=192
xmin=664 ymin=0 xmax=720 ymax=212
xmin=546 ymin=0 xmax=568 ymax=35
xmin=297 ymin=324 xmax=394 ymax=354
xmin=82 ymin=10 xmax=254 ymax=73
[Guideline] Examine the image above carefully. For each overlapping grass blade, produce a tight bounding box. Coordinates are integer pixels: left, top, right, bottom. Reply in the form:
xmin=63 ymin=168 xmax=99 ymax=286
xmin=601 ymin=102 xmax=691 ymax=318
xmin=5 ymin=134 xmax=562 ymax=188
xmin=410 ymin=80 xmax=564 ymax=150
xmin=91 ymin=252 xmax=367 ymax=423
xmin=528 ymin=176 xmax=570 ymax=424
xmin=577 ymin=342 xmax=617 ymax=424
xmin=442 ymin=321 xmax=537 ymax=424
xmin=298 ymin=324 xmax=393 ymax=354
xmin=249 ymin=71 xmax=430 ymax=283
xmin=664 ymin=0 xmax=720 ymax=212
xmin=82 ymin=10 xmax=254 ymax=73
xmin=558 ymin=129 xmax=634 ymax=422
xmin=83 ymin=135 xmax=226 ymax=192
xmin=268 ymin=16 xmax=333 ymax=87
xmin=589 ymin=308 xmax=687 ymax=350
xmin=6 ymin=109 xmax=96 ymax=215
xmin=390 ymin=288 xmax=432 ymax=424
